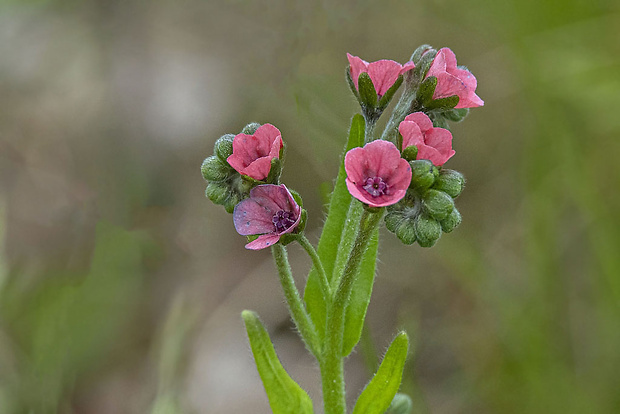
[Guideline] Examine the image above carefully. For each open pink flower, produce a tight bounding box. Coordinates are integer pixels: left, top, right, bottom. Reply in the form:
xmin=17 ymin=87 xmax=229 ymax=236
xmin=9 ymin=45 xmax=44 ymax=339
xmin=227 ymin=124 xmax=283 ymax=181
xmin=233 ymin=184 xmax=301 ymax=250
xmin=347 ymin=53 xmax=415 ymax=97
xmin=345 ymin=140 xmax=411 ymax=207
xmin=399 ymin=112 xmax=455 ymax=166
xmin=426 ymin=48 xmax=483 ymax=109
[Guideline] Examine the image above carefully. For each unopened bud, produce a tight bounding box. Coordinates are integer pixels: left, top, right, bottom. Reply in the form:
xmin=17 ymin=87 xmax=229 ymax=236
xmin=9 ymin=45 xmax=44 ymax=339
xmin=414 ymin=214 xmax=441 ymax=247
xmin=396 ymin=218 xmax=417 ymax=245
xmin=386 ymin=393 xmax=413 ymax=414
xmin=201 ymin=156 xmax=231 ymax=182
xmin=402 ymin=145 xmax=418 ymax=162
xmin=433 ymin=169 xmax=465 ymax=198
xmin=214 ymin=134 xmax=234 ymax=161
xmin=442 ymin=107 xmax=469 ymax=123
xmin=384 ymin=212 xmax=404 ymax=233
xmin=422 ymin=189 xmax=454 ymax=220
xmin=241 ymin=122 xmax=261 ymax=135
xmin=440 ymin=208 xmax=461 ymax=233
xmin=223 ymin=191 xmax=243 ymax=214
xmin=409 ymin=160 xmax=438 ymax=190
xmin=205 ymin=181 xmax=229 ymax=205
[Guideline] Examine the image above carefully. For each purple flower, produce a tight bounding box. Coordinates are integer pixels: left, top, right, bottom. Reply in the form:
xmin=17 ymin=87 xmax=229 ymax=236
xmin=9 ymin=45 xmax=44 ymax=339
xmin=233 ymin=184 xmax=301 ymax=250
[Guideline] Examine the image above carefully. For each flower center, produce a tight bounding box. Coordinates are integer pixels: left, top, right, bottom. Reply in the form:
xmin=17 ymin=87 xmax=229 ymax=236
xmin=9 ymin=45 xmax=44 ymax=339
xmin=362 ymin=177 xmax=388 ymax=197
xmin=272 ymin=210 xmax=296 ymax=233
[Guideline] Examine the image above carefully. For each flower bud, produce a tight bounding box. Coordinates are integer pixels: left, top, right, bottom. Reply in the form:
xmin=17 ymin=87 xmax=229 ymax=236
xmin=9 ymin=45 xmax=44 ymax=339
xmin=201 ymin=156 xmax=231 ymax=182
xmin=241 ymin=122 xmax=261 ymax=135
xmin=433 ymin=169 xmax=465 ymax=198
xmin=214 ymin=134 xmax=234 ymax=161
xmin=205 ymin=181 xmax=229 ymax=205
xmin=396 ymin=217 xmax=417 ymax=245
xmin=411 ymin=47 xmax=437 ymax=82
xmin=384 ymin=211 xmax=404 ymax=233
xmin=401 ymin=145 xmax=418 ymax=162
xmin=440 ymin=207 xmax=461 ymax=233
xmin=422 ymin=189 xmax=454 ymax=220
xmin=409 ymin=159 xmax=438 ymax=190
xmin=386 ymin=393 xmax=413 ymax=414
xmin=414 ymin=214 xmax=441 ymax=247
xmin=442 ymin=107 xmax=470 ymax=123
xmin=223 ymin=191 xmax=243 ymax=214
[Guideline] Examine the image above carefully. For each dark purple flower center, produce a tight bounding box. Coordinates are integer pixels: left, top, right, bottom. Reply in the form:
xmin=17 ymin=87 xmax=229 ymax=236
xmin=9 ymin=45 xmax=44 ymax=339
xmin=272 ymin=210 xmax=297 ymax=233
xmin=362 ymin=176 xmax=388 ymax=197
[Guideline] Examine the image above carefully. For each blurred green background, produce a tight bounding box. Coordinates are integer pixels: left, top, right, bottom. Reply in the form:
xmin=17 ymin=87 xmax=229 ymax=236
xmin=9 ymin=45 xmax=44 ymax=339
xmin=1 ymin=0 xmax=619 ymax=413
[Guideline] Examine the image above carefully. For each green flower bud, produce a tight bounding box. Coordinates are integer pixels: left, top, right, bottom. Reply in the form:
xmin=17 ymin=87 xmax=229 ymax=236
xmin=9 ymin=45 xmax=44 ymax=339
xmin=223 ymin=191 xmax=243 ymax=214
xmin=384 ymin=212 xmax=404 ymax=233
xmin=396 ymin=217 xmax=417 ymax=245
xmin=214 ymin=134 xmax=234 ymax=161
xmin=402 ymin=145 xmax=418 ymax=162
xmin=201 ymin=156 xmax=231 ymax=182
xmin=386 ymin=393 xmax=413 ymax=414
xmin=241 ymin=122 xmax=261 ymax=135
xmin=422 ymin=189 xmax=454 ymax=220
xmin=411 ymin=47 xmax=437 ymax=80
xmin=410 ymin=44 xmax=435 ymax=65
xmin=440 ymin=207 xmax=462 ymax=233
xmin=205 ymin=181 xmax=229 ymax=205
xmin=433 ymin=169 xmax=465 ymax=198
xmin=442 ymin=107 xmax=469 ymax=123
xmin=409 ymin=159 xmax=438 ymax=190
xmin=414 ymin=214 xmax=441 ymax=247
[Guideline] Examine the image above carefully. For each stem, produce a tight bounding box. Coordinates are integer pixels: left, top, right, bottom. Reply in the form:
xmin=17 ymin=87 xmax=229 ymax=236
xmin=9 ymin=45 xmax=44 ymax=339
xmin=363 ymin=115 xmax=377 ymax=144
xmin=271 ymin=244 xmax=321 ymax=356
xmin=298 ymin=235 xmax=332 ymax=299
xmin=380 ymin=86 xmax=421 ymax=144
xmin=320 ymin=206 xmax=385 ymax=414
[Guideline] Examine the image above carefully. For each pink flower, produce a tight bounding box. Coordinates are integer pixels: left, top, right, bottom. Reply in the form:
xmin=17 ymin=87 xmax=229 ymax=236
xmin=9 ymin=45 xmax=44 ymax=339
xmin=227 ymin=124 xmax=284 ymax=181
xmin=399 ymin=112 xmax=455 ymax=166
xmin=344 ymin=140 xmax=412 ymax=207
xmin=233 ymin=184 xmax=301 ymax=250
xmin=347 ymin=53 xmax=415 ymax=97
xmin=426 ymin=48 xmax=484 ymax=109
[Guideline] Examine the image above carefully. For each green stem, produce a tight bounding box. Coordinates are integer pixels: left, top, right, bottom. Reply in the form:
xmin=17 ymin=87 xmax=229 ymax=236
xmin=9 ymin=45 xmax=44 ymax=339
xmin=298 ymin=235 xmax=332 ymax=300
xmin=363 ymin=115 xmax=377 ymax=144
xmin=380 ymin=86 xmax=421 ymax=145
xmin=271 ymin=244 xmax=320 ymax=356
xmin=320 ymin=206 xmax=385 ymax=414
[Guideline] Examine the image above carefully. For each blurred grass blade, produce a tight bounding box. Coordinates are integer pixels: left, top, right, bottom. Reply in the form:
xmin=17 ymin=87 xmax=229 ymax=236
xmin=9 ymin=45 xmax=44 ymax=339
xmin=342 ymin=229 xmax=378 ymax=356
xmin=304 ymin=114 xmax=365 ymax=339
xmin=242 ymin=311 xmax=314 ymax=414
xmin=352 ymin=332 xmax=409 ymax=414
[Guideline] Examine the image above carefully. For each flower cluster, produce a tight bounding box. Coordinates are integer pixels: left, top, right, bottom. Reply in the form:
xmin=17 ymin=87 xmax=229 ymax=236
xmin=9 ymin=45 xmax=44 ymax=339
xmin=201 ymin=44 xmax=482 ymax=249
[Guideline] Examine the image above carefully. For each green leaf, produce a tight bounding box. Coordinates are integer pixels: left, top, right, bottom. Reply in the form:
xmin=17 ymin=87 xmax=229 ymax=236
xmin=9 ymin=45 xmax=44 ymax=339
xmin=341 ymin=228 xmax=378 ymax=356
xmin=352 ymin=332 xmax=409 ymax=414
xmin=242 ymin=311 xmax=314 ymax=414
xmin=304 ymin=114 xmax=365 ymax=339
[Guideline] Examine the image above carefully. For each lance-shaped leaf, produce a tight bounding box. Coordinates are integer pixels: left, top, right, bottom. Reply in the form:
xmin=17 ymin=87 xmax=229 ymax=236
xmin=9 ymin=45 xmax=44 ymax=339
xmin=242 ymin=311 xmax=314 ymax=414
xmin=352 ymin=332 xmax=409 ymax=414
xmin=304 ymin=115 xmax=364 ymax=339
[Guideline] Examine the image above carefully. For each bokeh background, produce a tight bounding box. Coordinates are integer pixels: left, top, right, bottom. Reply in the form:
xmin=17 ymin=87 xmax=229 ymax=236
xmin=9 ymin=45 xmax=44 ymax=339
xmin=1 ymin=0 xmax=620 ymax=413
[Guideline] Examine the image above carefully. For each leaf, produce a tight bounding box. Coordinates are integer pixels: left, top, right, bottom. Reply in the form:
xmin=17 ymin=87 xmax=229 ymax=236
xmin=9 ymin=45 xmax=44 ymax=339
xmin=304 ymin=114 xmax=365 ymax=339
xmin=341 ymin=228 xmax=378 ymax=356
xmin=385 ymin=393 xmax=413 ymax=414
xmin=242 ymin=311 xmax=314 ymax=414
xmin=352 ymin=332 xmax=409 ymax=414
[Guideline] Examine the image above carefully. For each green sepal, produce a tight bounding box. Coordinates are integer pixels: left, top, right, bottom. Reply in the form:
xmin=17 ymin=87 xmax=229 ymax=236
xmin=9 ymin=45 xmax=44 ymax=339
xmin=201 ymin=156 xmax=231 ymax=182
xmin=402 ymin=145 xmax=418 ymax=162
xmin=429 ymin=114 xmax=451 ymax=130
xmin=442 ymin=107 xmax=469 ymax=123
xmin=214 ymin=134 xmax=235 ymax=161
xmin=247 ymin=234 xmax=259 ymax=243
xmin=411 ymin=47 xmax=437 ymax=81
xmin=304 ymin=114 xmax=364 ymax=341
xmin=205 ymin=181 xmax=229 ymax=205
xmin=433 ymin=169 xmax=465 ymax=198
xmin=351 ymin=332 xmax=409 ymax=414
xmin=357 ymin=72 xmax=378 ymax=108
xmin=241 ymin=311 xmax=314 ymax=414
xmin=425 ymin=95 xmax=459 ymax=111
xmin=223 ymin=191 xmax=243 ymax=214
xmin=385 ymin=394 xmax=413 ymax=414
xmin=440 ymin=208 xmax=462 ymax=233
xmin=346 ymin=66 xmax=360 ymax=100
xmin=414 ymin=214 xmax=441 ymax=247
xmin=409 ymin=160 xmax=438 ymax=190
xmin=377 ymin=75 xmax=404 ymax=109
xmin=422 ymin=189 xmax=454 ymax=221
xmin=241 ymin=122 xmax=261 ymax=135
xmin=410 ymin=44 xmax=434 ymax=64
xmin=297 ymin=209 xmax=308 ymax=233
xmin=416 ymin=76 xmax=437 ymax=107
xmin=278 ymin=233 xmax=298 ymax=246
xmin=266 ymin=158 xmax=282 ymax=184
xmin=289 ymin=189 xmax=304 ymax=208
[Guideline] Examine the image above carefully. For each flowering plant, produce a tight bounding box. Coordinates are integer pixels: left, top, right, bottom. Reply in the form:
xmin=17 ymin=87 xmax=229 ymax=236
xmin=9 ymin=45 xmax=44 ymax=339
xmin=201 ymin=44 xmax=483 ymax=414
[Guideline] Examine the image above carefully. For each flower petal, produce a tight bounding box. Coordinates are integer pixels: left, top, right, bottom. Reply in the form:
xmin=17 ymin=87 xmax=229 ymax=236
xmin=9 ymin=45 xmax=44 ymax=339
xmin=367 ymin=60 xmax=403 ymax=96
xmin=233 ymin=198 xmax=276 ymax=236
xmin=403 ymin=112 xmax=434 ymax=133
xmin=245 ymin=234 xmax=281 ymax=250
xmin=347 ymin=53 xmax=369 ymax=90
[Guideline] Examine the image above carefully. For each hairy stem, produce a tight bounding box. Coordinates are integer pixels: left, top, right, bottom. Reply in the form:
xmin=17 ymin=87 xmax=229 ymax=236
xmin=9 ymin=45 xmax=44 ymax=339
xmin=271 ymin=244 xmax=320 ymax=356
xmin=298 ymin=234 xmax=331 ymax=299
